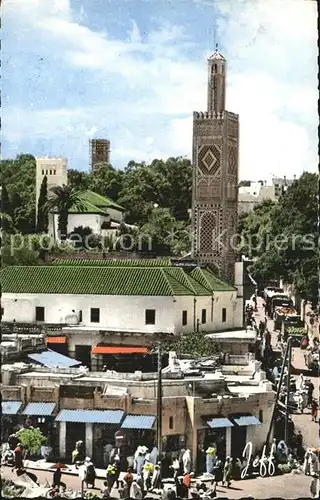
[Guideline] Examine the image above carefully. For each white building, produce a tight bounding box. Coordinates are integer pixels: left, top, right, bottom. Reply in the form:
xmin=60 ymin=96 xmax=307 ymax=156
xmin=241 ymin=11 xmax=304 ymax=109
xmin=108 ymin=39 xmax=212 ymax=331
xmin=238 ymin=177 xmax=296 ymax=214
xmin=48 ymin=190 xmax=125 ymax=239
xmin=1 ymin=259 xmax=243 ymax=366
xmin=36 ymin=157 xmax=68 ymax=215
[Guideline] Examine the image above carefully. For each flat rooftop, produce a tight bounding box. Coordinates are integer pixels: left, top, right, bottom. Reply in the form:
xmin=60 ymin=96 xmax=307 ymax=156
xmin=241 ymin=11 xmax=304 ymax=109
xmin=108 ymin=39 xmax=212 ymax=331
xmin=206 ymin=330 xmax=257 ymax=341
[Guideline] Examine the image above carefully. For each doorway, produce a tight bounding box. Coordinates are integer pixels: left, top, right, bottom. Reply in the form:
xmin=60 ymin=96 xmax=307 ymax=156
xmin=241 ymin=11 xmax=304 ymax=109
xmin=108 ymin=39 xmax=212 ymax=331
xmin=75 ymin=345 xmax=91 ymax=369
xmin=231 ymin=425 xmax=247 ymax=458
xmin=66 ymin=422 xmax=86 ymax=461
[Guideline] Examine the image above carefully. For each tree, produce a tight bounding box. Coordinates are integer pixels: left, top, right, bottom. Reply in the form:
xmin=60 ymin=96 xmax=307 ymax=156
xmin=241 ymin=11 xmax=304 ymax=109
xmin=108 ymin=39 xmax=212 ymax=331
xmin=36 ymin=175 xmax=49 ymax=233
xmin=68 ymin=225 xmax=101 ymax=249
xmin=1 ymin=155 xmax=36 ymax=233
xmin=166 ymin=331 xmax=219 ymax=357
xmin=16 ymin=427 xmax=47 ymax=455
xmin=240 ymin=173 xmax=318 ymax=304
xmin=46 ymin=185 xmax=85 ymax=239
xmin=1 ymin=185 xmax=13 ymax=232
xmin=117 ymin=157 xmax=192 ymax=225
xmin=1 ymin=232 xmax=41 ymax=268
xmin=140 ymin=207 xmax=191 ymax=256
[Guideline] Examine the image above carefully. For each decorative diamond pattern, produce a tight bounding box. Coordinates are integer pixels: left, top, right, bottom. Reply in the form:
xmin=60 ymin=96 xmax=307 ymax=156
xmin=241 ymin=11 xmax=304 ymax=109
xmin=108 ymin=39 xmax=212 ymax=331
xmin=228 ymin=147 xmax=237 ymax=174
xmin=203 ymin=150 xmax=217 ymax=171
xmin=198 ymin=145 xmax=221 ymax=176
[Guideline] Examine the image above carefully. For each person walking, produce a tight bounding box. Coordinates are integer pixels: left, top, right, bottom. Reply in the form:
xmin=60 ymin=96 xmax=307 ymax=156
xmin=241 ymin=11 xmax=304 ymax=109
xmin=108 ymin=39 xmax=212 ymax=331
xmin=311 ymin=399 xmax=318 ymax=422
xmin=183 ymin=472 xmax=194 ymax=498
xmin=205 ymin=445 xmax=217 ymax=474
xmin=106 ymin=462 xmax=117 ymax=490
xmin=310 ymin=473 xmax=319 ymax=499
xmin=222 ymin=457 xmax=232 ymax=488
xmin=212 ymin=458 xmax=222 ymax=486
xmin=135 ymin=447 xmax=146 ymax=477
xmin=131 ymin=480 xmax=143 ymax=500
xmin=123 ymin=467 xmax=134 ymax=497
xmin=151 ymin=463 xmax=161 ymax=491
xmin=182 ymin=449 xmax=192 ymax=474
xmin=84 ymin=457 xmax=96 ymax=489
xmin=14 ymin=443 xmax=24 ymax=470
xmin=52 ymin=465 xmax=66 ymax=490
xmin=307 ymin=379 xmax=315 ymax=407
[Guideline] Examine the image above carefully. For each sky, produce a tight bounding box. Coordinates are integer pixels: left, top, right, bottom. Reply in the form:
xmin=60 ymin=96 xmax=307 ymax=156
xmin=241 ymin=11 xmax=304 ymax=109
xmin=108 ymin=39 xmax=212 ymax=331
xmin=2 ymin=0 xmax=318 ymax=180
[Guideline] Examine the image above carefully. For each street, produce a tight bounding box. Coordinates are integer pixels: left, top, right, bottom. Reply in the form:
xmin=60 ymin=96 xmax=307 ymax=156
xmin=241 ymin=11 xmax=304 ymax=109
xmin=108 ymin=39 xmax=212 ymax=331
xmin=1 ymin=465 xmax=314 ymax=499
xmin=259 ymin=298 xmax=318 ymax=450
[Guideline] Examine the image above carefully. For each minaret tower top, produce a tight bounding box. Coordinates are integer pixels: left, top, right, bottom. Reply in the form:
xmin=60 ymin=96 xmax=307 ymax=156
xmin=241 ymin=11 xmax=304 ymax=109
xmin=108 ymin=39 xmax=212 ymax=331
xmin=207 ymin=44 xmax=226 ymax=114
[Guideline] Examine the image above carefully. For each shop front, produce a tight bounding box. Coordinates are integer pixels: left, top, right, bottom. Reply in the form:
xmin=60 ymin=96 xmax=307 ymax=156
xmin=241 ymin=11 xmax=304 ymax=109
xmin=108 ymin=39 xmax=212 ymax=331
xmin=114 ymin=414 xmax=157 ymax=465
xmin=91 ymin=345 xmax=160 ymax=372
xmin=55 ymin=408 xmax=124 ymax=462
xmin=1 ymin=401 xmax=23 ymax=443
xmin=21 ymin=402 xmax=57 ymax=459
xmin=229 ymin=414 xmax=262 ymax=458
xmin=46 ymin=336 xmax=68 ymax=356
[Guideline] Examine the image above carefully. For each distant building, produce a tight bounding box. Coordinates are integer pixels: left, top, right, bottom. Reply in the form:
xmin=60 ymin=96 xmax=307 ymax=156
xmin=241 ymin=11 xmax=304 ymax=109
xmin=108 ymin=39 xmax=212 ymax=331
xmin=48 ymin=189 xmax=124 ymax=239
xmin=272 ymin=175 xmax=295 ymax=198
xmin=35 ymin=157 xmax=68 ymax=215
xmin=90 ymin=139 xmax=111 ymax=171
xmin=238 ymin=176 xmax=295 ymax=214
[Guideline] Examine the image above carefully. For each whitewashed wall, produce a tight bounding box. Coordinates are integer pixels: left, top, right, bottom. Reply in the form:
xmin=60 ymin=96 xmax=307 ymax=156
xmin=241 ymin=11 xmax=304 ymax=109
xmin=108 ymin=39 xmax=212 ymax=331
xmin=2 ymin=293 xmax=176 ymax=333
xmin=2 ymin=290 xmax=241 ymax=333
xmin=48 ymin=209 xmax=123 ymax=238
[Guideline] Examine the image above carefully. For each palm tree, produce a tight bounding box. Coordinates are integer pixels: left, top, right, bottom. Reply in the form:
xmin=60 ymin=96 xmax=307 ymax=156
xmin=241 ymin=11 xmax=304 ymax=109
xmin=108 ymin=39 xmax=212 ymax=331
xmin=46 ymin=185 xmax=85 ymax=240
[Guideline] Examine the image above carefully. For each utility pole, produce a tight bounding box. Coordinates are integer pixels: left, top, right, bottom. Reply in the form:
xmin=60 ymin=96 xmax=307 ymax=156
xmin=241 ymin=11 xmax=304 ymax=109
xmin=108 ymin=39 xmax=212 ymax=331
xmin=157 ymin=342 xmax=162 ymax=463
xmin=265 ymin=339 xmax=290 ymax=447
xmin=284 ymin=336 xmax=292 ymax=444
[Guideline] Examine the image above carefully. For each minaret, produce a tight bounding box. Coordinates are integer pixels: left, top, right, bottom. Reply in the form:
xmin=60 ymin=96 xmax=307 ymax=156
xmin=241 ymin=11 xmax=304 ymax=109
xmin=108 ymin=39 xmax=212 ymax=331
xmin=191 ymin=47 xmax=239 ymax=283
xmin=207 ymin=44 xmax=226 ymax=114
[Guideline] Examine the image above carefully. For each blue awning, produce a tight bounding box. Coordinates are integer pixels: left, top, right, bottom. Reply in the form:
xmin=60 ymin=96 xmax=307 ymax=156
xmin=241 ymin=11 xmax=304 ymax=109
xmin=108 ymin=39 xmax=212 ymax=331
xmin=121 ymin=414 xmax=156 ymax=430
xmin=23 ymin=402 xmax=56 ymax=416
xmin=28 ymin=349 xmax=81 ymax=368
xmin=207 ymin=417 xmax=234 ymax=428
xmin=2 ymin=401 xmax=22 ymax=415
xmin=232 ymin=415 xmax=261 ymax=427
xmin=55 ymin=409 xmax=124 ymax=424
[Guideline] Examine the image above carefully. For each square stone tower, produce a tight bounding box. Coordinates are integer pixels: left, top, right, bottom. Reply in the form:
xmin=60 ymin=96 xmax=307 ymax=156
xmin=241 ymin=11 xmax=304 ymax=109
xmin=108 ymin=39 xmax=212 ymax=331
xmin=35 ymin=157 xmax=68 ymax=216
xmin=191 ymin=48 xmax=239 ymax=283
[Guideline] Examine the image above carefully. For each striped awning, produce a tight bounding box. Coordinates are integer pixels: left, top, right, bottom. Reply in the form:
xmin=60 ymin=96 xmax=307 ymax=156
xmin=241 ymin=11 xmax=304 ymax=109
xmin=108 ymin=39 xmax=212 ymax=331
xmin=22 ymin=402 xmax=56 ymax=416
xmin=121 ymin=414 xmax=156 ymax=430
xmin=2 ymin=401 xmax=23 ymax=415
xmin=55 ymin=409 xmax=124 ymax=424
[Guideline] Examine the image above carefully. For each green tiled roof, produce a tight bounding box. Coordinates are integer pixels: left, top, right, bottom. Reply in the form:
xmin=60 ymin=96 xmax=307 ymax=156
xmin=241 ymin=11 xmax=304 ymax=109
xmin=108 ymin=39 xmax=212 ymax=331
xmin=1 ymin=266 xmax=196 ymax=296
xmin=165 ymin=267 xmax=210 ymax=296
xmin=190 ymin=267 xmax=236 ymax=292
xmin=69 ymin=199 xmax=109 ymax=215
xmin=52 ymin=259 xmax=172 ymax=267
xmin=79 ymin=190 xmax=124 ymax=211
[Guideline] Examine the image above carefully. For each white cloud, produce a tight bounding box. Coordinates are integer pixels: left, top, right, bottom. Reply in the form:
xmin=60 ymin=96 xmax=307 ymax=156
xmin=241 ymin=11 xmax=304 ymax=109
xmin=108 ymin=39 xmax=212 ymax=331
xmin=3 ymin=0 xmax=318 ymax=179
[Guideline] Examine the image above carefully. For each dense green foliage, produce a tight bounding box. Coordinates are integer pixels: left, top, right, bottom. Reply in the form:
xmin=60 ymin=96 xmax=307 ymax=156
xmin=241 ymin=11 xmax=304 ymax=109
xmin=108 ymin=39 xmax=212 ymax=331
xmin=36 ymin=175 xmax=49 ymax=233
xmin=239 ymin=172 xmax=318 ymax=303
xmin=1 ymin=155 xmax=36 ymax=233
xmin=16 ymin=427 xmax=47 ymax=455
xmin=167 ymin=331 xmax=219 ymax=357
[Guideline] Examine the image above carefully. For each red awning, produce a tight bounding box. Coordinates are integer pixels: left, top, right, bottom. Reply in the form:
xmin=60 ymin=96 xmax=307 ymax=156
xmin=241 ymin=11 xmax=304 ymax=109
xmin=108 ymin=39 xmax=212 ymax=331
xmin=92 ymin=345 xmax=150 ymax=355
xmin=47 ymin=336 xmax=67 ymax=344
